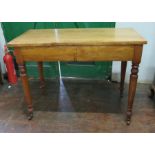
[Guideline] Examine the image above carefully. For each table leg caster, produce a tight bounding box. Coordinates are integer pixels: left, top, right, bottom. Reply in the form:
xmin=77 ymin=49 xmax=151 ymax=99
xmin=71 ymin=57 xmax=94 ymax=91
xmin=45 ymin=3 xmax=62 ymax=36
xmin=120 ymin=93 xmax=123 ymax=98
xmin=126 ymin=120 xmax=131 ymax=125
xmin=148 ymin=85 xmax=155 ymax=98
xmin=39 ymin=82 xmax=45 ymax=89
xmin=27 ymin=112 xmax=33 ymax=120
xmin=126 ymin=111 xmax=131 ymax=125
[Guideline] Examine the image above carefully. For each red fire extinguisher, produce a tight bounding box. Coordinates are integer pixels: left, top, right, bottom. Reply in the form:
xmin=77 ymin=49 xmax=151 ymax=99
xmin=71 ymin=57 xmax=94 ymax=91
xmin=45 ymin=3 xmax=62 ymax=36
xmin=3 ymin=45 xmax=17 ymax=84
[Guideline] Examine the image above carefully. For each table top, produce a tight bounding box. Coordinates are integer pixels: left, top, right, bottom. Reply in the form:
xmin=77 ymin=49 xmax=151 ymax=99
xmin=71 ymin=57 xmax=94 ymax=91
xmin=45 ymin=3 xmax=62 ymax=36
xmin=8 ymin=28 xmax=147 ymax=47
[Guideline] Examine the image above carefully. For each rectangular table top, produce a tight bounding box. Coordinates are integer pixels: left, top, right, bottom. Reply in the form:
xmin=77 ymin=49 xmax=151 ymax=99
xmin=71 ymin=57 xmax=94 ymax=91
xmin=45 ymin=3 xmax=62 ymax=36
xmin=7 ymin=28 xmax=147 ymax=47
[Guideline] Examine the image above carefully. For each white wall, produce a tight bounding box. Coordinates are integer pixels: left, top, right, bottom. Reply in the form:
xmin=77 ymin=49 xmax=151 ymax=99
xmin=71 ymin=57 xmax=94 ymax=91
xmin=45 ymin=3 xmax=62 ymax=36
xmin=0 ymin=23 xmax=6 ymax=73
xmin=113 ymin=22 xmax=155 ymax=84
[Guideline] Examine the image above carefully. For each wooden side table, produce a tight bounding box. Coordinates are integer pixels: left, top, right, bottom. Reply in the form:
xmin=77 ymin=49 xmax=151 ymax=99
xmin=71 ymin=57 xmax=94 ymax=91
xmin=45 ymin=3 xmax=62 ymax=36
xmin=7 ymin=28 xmax=147 ymax=125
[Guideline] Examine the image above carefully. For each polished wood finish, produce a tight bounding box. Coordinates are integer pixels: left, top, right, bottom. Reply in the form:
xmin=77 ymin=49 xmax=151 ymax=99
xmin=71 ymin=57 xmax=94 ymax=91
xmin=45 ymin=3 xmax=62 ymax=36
xmin=77 ymin=46 xmax=134 ymax=61
xmin=8 ymin=28 xmax=147 ymax=47
xmin=38 ymin=62 xmax=45 ymax=88
xmin=127 ymin=45 xmax=143 ymax=125
xmin=18 ymin=63 xmax=33 ymax=120
xmin=14 ymin=49 xmax=33 ymax=120
xmin=120 ymin=61 xmax=127 ymax=97
xmin=18 ymin=46 xmax=77 ymax=61
xmin=15 ymin=45 xmax=134 ymax=62
xmin=8 ymin=28 xmax=147 ymax=124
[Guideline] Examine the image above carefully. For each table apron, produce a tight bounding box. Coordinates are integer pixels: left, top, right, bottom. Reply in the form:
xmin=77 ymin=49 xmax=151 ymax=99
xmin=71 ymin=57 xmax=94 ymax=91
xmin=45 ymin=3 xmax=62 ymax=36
xmin=16 ymin=45 xmax=134 ymax=62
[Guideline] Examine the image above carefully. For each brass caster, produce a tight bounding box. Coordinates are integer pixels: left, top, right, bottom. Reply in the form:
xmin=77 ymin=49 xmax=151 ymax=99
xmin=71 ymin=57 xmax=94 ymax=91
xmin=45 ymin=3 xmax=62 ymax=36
xmin=27 ymin=112 xmax=33 ymax=120
xmin=120 ymin=93 xmax=123 ymax=98
xmin=120 ymin=87 xmax=124 ymax=98
xmin=148 ymin=87 xmax=154 ymax=98
xmin=39 ymin=82 xmax=45 ymax=89
xmin=126 ymin=111 xmax=131 ymax=125
xmin=126 ymin=120 xmax=130 ymax=125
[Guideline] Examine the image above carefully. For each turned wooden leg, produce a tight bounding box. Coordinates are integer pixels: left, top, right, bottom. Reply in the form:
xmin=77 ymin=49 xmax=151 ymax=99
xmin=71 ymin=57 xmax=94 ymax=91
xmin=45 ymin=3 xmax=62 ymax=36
xmin=126 ymin=62 xmax=139 ymax=125
xmin=120 ymin=61 xmax=127 ymax=97
xmin=19 ymin=63 xmax=33 ymax=120
xmin=38 ymin=62 xmax=45 ymax=88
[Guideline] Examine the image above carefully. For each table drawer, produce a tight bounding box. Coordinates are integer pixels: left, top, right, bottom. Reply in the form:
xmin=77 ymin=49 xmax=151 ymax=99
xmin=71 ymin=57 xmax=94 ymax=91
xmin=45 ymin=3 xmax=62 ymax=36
xmin=19 ymin=46 xmax=76 ymax=61
xmin=76 ymin=46 xmax=134 ymax=61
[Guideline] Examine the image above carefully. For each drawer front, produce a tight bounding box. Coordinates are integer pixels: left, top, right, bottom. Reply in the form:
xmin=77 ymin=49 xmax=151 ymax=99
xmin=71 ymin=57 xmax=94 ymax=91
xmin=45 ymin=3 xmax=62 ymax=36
xmin=76 ymin=46 xmax=134 ymax=61
xmin=17 ymin=45 xmax=134 ymax=62
xmin=19 ymin=46 xmax=76 ymax=61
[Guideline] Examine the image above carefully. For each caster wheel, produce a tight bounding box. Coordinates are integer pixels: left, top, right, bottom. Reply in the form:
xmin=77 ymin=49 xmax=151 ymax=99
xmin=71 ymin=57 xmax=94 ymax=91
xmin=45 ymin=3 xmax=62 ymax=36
xmin=148 ymin=88 xmax=154 ymax=98
xmin=120 ymin=93 xmax=123 ymax=98
xmin=39 ymin=82 xmax=45 ymax=89
xmin=27 ymin=112 xmax=33 ymax=120
xmin=126 ymin=120 xmax=130 ymax=125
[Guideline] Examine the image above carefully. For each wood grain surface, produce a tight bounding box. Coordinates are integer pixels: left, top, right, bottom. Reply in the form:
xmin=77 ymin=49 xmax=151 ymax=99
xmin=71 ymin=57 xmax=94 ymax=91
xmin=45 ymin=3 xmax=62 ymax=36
xmin=8 ymin=28 xmax=147 ymax=124
xmin=8 ymin=28 xmax=147 ymax=47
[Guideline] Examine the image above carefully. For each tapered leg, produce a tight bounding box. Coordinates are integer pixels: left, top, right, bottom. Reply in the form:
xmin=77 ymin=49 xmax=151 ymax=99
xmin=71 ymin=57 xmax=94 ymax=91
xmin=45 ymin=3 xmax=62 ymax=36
xmin=38 ymin=62 xmax=45 ymax=88
xmin=126 ymin=62 xmax=139 ymax=125
xmin=120 ymin=61 xmax=127 ymax=97
xmin=19 ymin=64 xmax=33 ymax=120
